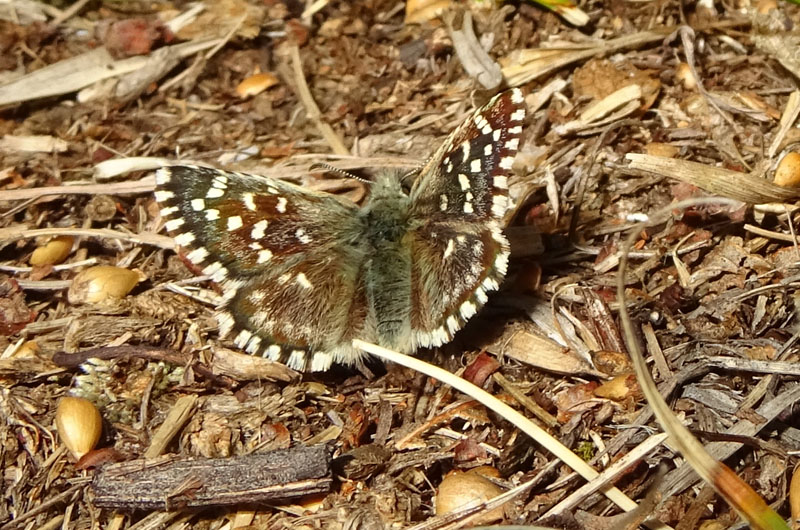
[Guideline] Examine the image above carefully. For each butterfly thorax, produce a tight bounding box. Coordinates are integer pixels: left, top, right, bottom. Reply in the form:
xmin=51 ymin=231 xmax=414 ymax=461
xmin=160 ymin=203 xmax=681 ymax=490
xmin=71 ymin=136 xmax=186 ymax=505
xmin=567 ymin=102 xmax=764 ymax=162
xmin=360 ymin=171 xmax=414 ymax=247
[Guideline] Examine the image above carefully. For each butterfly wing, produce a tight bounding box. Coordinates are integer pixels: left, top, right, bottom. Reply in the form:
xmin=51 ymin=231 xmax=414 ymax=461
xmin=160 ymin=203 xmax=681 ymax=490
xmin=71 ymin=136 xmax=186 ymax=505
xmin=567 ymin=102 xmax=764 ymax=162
xmin=407 ymin=89 xmax=525 ymax=348
xmin=155 ymin=165 xmax=371 ymax=371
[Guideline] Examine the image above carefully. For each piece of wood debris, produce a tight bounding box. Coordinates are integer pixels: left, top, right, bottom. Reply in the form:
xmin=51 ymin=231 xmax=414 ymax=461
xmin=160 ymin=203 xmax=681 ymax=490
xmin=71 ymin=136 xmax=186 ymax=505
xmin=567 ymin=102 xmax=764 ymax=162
xmin=486 ymin=328 xmax=602 ymax=377
xmin=0 ymin=134 xmax=68 ymax=153
xmin=446 ymin=11 xmax=503 ymax=90
xmin=0 ymin=39 xmax=220 ymax=107
xmin=91 ymin=446 xmax=332 ymax=510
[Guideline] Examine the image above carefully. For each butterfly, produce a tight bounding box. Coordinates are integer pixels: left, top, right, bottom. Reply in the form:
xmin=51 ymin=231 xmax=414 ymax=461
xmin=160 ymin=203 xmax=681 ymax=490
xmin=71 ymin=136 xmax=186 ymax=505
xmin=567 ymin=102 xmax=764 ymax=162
xmin=154 ymin=88 xmax=526 ymax=371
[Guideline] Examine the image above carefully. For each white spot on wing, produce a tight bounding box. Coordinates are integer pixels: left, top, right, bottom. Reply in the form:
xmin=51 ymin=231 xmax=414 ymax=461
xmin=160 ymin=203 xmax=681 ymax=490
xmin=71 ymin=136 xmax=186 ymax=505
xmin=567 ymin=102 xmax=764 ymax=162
xmin=296 ymin=272 xmax=312 ymax=289
xmin=440 ymin=194 xmax=449 ymax=212
xmin=243 ymin=192 xmax=257 ymax=211
xmin=505 ymin=138 xmax=519 ymax=150
xmin=246 ymin=335 xmax=262 ymax=354
xmin=265 ymin=344 xmax=281 ymax=360
xmin=482 ymin=276 xmax=499 ymax=291
xmin=155 ymin=168 xmax=171 ymax=185
xmin=443 ymin=239 xmax=455 ymax=259
xmin=492 ymin=195 xmax=508 ymax=217
xmin=186 ymin=247 xmax=209 ymax=263
xmin=484 ymin=144 xmax=492 ymax=156
xmin=461 ymin=142 xmax=470 ymax=161
xmin=154 ymin=190 xmax=174 ymax=202
xmin=494 ymin=176 xmax=508 ymax=189
xmin=511 ymin=109 xmax=525 ymax=122
xmin=206 ymin=187 xmax=224 ymax=199
xmin=463 ymin=201 xmax=474 ymax=214
xmin=276 ymin=197 xmax=288 ymax=213
xmin=460 ymin=301 xmax=477 ymax=319
xmin=446 ymin=315 xmax=459 ymax=334
xmin=205 ymin=209 xmax=220 ymax=221
xmin=510 ymin=88 xmax=524 ymax=104
xmin=203 ymin=261 xmax=223 ymax=276
xmin=251 ymin=219 xmax=268 ymax=239
xmin=217 ymin=311 xmax=235 ymax=337
xmin=257 ymin=249 xmax=273 ymax=263
xmin=296 ymin=228 xmax=312 ymax=244
xmin=174 ymin=232 xmax=195 ymax=246
xmin=493 ymin=129 xmax=501 ymax=142
xmin=499 ymin=156 xmax=514 ymax=170
xmin=191 ymin=198 xmax=205 ymax=211
xmin=211 ymin=266 xmax=228 ymax=282
xmin=475 ymin=286 xmax=488 ymax=304
xmin=227 ymin=216 xmax=243 ymax=231
xmin=235 ymin=329 xmax=252 ymax=348
xmin=160 ymin=206 xmax=178 ymax=216
xmin=509 ymin=125 xmax=523 ymax=135
xmin=495 ymin=251 xmax=509 ymax=275
xmin=287 ymin=350 xmax=306 ymax=370
xmin=458 ymin=174 xmax=470 ymax=190
xmin=311 ymin=352 xmax=332 ymax=372
xmin=470 ymin=159 xmax=481 ymax=173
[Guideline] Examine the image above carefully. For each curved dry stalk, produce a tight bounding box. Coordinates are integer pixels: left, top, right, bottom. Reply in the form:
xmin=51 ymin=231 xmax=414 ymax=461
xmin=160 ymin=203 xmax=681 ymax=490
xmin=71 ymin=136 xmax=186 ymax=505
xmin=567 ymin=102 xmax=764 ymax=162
xmin=353 ymin=339 xmax=672 ymax=530
xmin=615 ymin=197 xmax=790 ymax=530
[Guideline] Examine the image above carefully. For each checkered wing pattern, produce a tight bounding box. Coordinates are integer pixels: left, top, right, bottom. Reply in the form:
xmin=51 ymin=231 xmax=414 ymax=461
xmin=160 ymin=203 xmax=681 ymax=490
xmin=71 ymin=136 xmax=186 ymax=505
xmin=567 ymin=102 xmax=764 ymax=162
xmin=155 ymin=166 xmax=370 ymax=371
xmin=407 ymin=88 xmax=526 ymax=349
xmin=153 ymin=89 xmax=525 ymax=371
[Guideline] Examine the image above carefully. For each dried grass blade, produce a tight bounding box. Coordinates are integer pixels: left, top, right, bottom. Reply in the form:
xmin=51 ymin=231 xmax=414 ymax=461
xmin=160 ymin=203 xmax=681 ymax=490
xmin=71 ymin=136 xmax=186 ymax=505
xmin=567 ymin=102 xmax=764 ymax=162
xmin=626 ymin=153 xmax=800 ymax=204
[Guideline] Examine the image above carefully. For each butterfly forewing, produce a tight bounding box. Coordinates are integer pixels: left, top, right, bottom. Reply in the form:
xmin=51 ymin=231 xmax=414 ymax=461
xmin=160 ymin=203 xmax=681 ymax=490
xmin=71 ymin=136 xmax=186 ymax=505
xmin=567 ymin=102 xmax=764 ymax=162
xmin=407 ymin=88 xmax=525 ymax=347
xmin=410 ymin=89 xmax=525 ymax=222
xmin=155 ymin=166 xmax=370 ymax=370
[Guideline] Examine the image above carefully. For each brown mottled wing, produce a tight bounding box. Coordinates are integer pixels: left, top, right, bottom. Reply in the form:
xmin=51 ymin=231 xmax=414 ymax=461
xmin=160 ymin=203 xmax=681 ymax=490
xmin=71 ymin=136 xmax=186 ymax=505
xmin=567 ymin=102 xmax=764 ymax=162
xmin=407 ymin=89 xmax=526 ymax=347
xmin=154 ymin=165 xmax=371 ymax=371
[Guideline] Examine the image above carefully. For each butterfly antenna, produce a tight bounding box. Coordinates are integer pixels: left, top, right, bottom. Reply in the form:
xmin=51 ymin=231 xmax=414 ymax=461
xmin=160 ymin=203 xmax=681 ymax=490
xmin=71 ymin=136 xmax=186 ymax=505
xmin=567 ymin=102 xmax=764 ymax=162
xmin=310 ymin=162 xmax=372 ymax=184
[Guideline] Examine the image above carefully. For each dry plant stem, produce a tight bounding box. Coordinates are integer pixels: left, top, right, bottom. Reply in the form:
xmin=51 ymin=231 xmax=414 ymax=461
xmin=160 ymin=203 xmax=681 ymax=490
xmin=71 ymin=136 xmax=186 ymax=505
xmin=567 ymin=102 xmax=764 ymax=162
xmin=0 ymin=484 xmax=83 ymax=530
xmin=492 ymin=372 xmax=558 ymax=428
xmin=0 ymin=177 xmax=155 ymax=201
xmin=353 ymin=339 xmax=672 ymax=530
xmin=500 ymin=20 xmax=750 ymax=87
xmin=143 ymin=394 xmax=198 ymax=459
xmin=0 ymin=226 xmax=175 ymax=250
xmin=543 ymin=432 xmax=670 ymax=518
xmin=615 ymin=197 xmax=790 ymax=530
xmin=289 ymin=45 xmax=349 ymax=156
xmin=744 ymin=223 xmax=800 ymax=243
xmin=662 ymin=384 xmax=800 ymax=499
xmin=47 ymin=0 xmax=91 ymax=27
xmin=625 ymin=153 xmax=800 ymax=203
xmin=0 ymin=39 xmax=221 ymax=107
xmin=769 ymin=91 xmax=800 ymax=158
